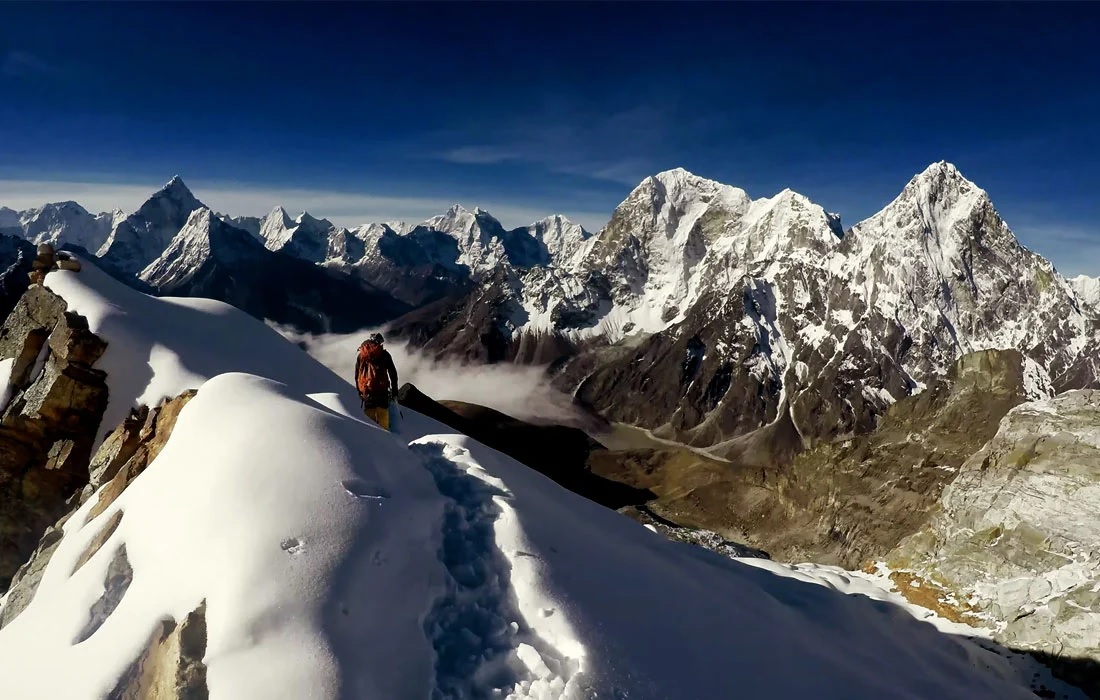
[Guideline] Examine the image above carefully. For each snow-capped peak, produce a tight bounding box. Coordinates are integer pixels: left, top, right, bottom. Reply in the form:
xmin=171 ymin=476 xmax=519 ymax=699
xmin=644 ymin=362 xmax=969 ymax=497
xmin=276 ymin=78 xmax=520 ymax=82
xmin=648 ymin=166 xmax=703 ymax=188
xmin=900 ymin=161 xmax=987 ymax=213
xmin=914 ymin=160 xmax=965 ymax=181
xmin=296 ymin=211 xmax=333 ymax=230
xmin=160 ymin=175 xmax=200 ymax=206
xmin=95 ymin=175 xmax=207 ymax=275
xmin=179 ymin=206 xmax=215 ymax=235
xmin=258 ymin=206 xmax=336 ymax=263
xmin=851 ymin=162 xmax=991 ymax=247
xmin=442 ymin=203 xmax=471 ymax=219
xmin=139 ymin=207 xmax=258 ymax=288
xmin=0 ymin=200 xmax=115 ymax=252
xmin=1070 ymin=274 xmax=1100 ymax=314
xmin=266 ymin=205 xmax=293 ymax=228
xmin=428 ymin=204 xmax=504 ymax=237
xmin=636 ymin=168 xmax=751 ymax=209
xmin=522 ymin=214 xmax=591 ymax=265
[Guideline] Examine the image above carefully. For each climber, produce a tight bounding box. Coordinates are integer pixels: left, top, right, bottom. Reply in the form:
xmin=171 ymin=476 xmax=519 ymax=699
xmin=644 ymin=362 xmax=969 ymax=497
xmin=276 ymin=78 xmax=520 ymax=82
xmin=354 ymin=332 xmax=399 ymax=431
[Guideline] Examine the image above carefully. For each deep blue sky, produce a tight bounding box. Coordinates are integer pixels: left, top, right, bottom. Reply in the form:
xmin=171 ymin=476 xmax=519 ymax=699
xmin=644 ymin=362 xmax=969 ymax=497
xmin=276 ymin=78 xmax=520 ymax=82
xmin=2 ymin=2 xmax=1099 ymax=272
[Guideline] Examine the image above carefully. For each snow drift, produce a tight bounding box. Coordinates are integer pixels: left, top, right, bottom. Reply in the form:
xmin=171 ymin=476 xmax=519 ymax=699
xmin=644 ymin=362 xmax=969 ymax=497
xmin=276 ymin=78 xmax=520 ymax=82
xmin=0 ymin=260 xmax=1080 ymax=699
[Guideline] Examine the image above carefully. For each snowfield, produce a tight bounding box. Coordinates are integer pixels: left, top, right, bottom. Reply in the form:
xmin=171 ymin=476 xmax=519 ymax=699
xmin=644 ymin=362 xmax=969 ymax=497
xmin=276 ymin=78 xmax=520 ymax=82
xmin=0 ymin=260 xmax=1083 ymax=699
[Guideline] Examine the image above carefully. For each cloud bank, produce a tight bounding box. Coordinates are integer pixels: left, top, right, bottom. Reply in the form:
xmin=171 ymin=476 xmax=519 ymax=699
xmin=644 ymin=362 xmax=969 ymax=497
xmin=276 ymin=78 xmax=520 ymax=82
xmin=273 ymin=326 xmax=594 ymax=430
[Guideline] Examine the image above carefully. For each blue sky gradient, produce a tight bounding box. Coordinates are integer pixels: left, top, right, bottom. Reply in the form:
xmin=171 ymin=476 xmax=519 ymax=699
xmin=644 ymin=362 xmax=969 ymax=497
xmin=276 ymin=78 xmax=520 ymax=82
xmin=2 ymin=2 xmax=1099 ymax=272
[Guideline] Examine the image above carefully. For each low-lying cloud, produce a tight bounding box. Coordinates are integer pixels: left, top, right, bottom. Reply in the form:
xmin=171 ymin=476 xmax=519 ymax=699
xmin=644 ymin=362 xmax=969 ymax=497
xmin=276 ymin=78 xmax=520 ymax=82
xmin=274 ymin=326 xmax=593 ymax=429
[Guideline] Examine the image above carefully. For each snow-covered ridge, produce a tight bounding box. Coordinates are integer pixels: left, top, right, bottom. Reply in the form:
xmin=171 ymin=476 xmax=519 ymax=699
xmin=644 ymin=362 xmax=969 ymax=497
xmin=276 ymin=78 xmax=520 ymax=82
xmin=1069 ymin=274 xmax=1100 ymax=314
xmin=0 ymin=200 xmax=121 ymax=253
xmin=139 ymin=207 xmax=262 ymax=289
xmin=0 ymin=259 xmax=1076 ymax=699
xmin=258 ymin=206 xmax=339 ymax=263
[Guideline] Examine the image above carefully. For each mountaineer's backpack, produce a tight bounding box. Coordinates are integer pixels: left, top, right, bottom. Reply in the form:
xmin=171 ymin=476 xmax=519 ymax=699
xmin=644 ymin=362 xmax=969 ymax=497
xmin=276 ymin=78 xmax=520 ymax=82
xmin=356 ymin=341 xmax=390 ymax=400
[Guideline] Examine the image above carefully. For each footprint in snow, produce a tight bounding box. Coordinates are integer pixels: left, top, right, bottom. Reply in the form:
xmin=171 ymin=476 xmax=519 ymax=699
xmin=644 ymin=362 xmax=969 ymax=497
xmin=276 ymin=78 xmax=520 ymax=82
xmin=342 ymin=478 xmax=389 ymax=500
xmin=281 ymin=537 xmax=305 ymax=555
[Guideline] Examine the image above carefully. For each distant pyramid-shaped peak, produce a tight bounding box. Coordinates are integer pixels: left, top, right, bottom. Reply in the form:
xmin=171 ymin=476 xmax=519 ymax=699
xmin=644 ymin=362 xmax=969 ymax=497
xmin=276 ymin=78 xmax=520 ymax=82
xmin=162 ymin=175 xmax=195 ymax=197
xmin=850 ymin=161 xmax=1003 ymax=248
xmin=146 ymin=175 xmax=203 ymax=212
xmin=265 ymin=206 xmax=294 ymax=229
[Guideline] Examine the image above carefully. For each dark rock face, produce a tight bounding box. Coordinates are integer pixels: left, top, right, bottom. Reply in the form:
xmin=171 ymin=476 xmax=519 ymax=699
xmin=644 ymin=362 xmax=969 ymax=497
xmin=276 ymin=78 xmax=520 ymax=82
xmin=0 ymin=286 xmax=109 ymax=591
xmin=0 ymin=234 xmax=34 ymax=321
xmin=358 ymin=225 xmax=473 ymax=307
xmin=165 ymin=248 xmax=411 ymax=334
xmin=556 ymin=283 xmax=912 ymax=459
xmin=396 ymin=383 xmax=653 ymax=509
xmin=387 ymin=273 xmax=522 ymax=364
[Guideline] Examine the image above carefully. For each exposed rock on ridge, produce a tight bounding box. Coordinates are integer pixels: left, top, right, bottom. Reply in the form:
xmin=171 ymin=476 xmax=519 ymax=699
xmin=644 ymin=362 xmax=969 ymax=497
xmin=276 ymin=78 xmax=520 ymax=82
xmin=888 ymin=389 xmax=1100 ymax=696
xmin=1 ymin=389 xmax=198 ymax=629
xmin=0 ymin=285 xmax=108 ymax=591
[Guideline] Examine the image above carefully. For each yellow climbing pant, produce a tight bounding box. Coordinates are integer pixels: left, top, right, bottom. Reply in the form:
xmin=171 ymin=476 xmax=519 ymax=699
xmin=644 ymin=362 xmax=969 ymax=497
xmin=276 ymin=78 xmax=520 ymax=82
xmin=364 ymin=405 xmax=390 ymax=431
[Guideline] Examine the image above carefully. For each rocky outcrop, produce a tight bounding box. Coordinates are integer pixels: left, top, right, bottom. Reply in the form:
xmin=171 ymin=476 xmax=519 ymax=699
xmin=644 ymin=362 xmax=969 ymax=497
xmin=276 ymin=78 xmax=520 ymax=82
xmin=107 ymin=600 xmax=208 ymax=700
xmin=887 ymin=389 xmax=1100 ymax=696
xmin=0 ymin=285 xmax=108 ymax=591
xmin=84 ymin=390 xmax=197 ymax=516
xmin=0 ymin=390 xmax=196 ymax=629
xmin=0 ymin=234 xmax=34 ymax=321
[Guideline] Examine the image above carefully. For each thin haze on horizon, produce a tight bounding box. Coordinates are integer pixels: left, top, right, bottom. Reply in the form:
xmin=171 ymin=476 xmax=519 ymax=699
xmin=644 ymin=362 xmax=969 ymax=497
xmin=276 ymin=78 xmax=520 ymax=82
xmin=1 ymin=2 xmax=1098 ymax=273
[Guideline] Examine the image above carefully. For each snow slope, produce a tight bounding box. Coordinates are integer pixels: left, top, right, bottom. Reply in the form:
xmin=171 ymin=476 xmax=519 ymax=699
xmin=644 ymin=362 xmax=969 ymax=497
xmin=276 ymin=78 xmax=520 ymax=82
xmin=0 ymin=259 xmax=1080 ymax=699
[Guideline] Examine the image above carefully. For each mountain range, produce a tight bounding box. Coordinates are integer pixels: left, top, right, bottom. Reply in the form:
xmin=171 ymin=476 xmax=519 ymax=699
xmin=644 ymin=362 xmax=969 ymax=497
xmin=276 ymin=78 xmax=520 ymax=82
xmin=0 ymin=258 xmax=1078 ymax=699
xmin=3 ymin=162 xmax=1099 ymax=460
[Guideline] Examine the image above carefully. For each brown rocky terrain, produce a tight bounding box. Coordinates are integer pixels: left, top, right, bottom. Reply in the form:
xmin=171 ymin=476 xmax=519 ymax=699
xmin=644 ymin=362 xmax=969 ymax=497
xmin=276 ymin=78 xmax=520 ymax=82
xmin=0 ymin=284 xmax=109 ymax=591
xmin=887 ymin=389 xmax=1100 ymax=698
xmin=578 ymin=348 xmax=1034 ymax=571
